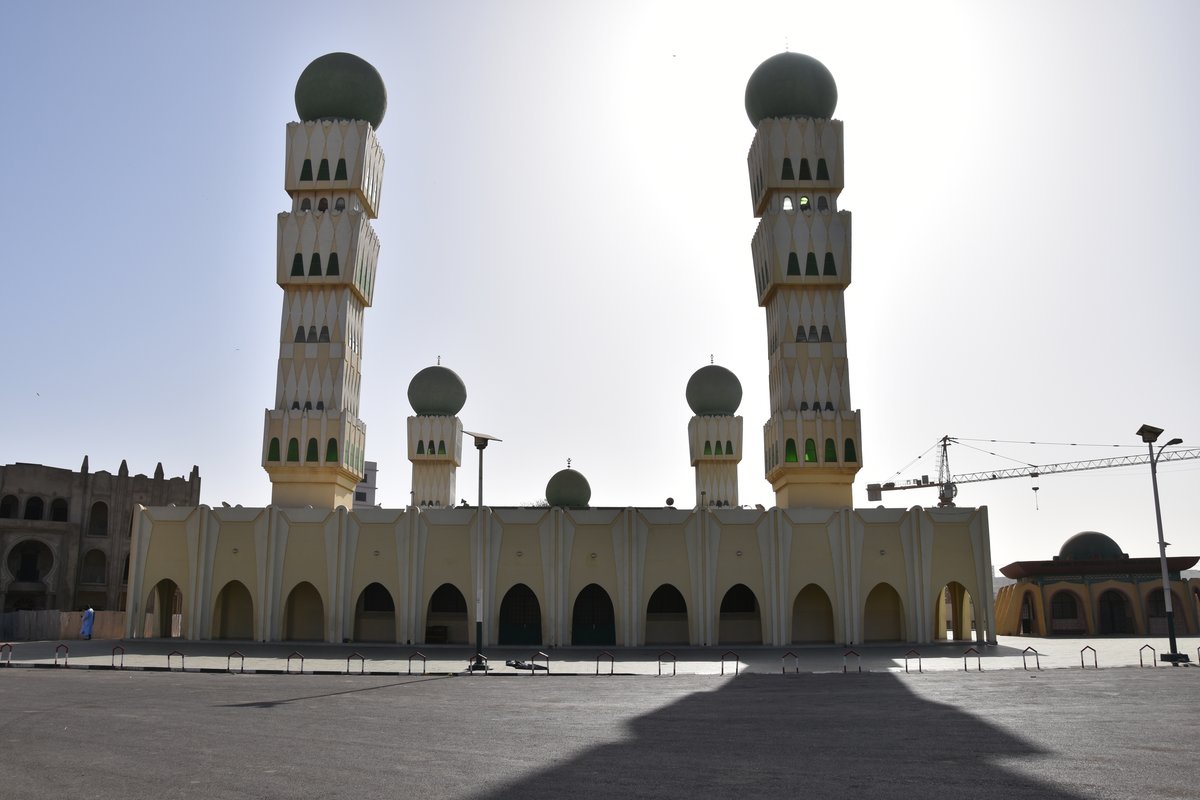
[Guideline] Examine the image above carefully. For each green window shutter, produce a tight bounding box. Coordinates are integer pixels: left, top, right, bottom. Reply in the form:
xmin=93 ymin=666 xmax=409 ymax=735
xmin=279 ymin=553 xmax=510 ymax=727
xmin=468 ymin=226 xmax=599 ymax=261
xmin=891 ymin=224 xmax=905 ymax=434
xmin=317 ymin=159 xmax=330 ymax=180
xmin=804 ymin=439 xmax=817 ymax=463
xmin=287 ymin=438 xmax=300 ymax=462
xmin=825 ymin=438 xmax=838 ymax=462
xmin=326 ymin=438 xmax=338 ymax=462
xmin=268 ymin=438 xmax=280 ymax=461
xmin=306 ymin=438 xmax=319 ymax=462
xmin=785 ymin=439 xmax=799 ymax=463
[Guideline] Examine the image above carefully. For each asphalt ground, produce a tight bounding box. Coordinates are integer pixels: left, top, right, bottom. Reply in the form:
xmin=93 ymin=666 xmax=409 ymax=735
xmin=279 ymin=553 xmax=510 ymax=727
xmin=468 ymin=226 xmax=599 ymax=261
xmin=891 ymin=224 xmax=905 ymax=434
xmin=1 ymin=664 xmax=1197 ymax=800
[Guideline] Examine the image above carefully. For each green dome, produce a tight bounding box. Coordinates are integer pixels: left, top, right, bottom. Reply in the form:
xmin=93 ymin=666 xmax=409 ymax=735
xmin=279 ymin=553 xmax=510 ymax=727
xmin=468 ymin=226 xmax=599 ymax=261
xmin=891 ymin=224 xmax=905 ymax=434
xmin=546 ymin=468 xmax=591 ymax=509
xmin=745 ymin=52 xmax=837 ymax=127
xmin=1057 ymin=531 xmax=1127 ymax=561
xmin=686 ymin=365 xmax=742 ymax=415
xmin=295 ymin=52 xmax=387 ymax=130
xmin=408 ymin=366 xmax=467 ymax=416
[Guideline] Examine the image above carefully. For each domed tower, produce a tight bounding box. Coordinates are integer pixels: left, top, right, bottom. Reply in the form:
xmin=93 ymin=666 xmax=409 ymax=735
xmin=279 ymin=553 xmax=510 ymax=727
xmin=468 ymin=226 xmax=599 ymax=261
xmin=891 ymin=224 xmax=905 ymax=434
xmin=745 ymin=53 xmax=862 ymax=509
xmin=261 ymin=53 xmax=388 ymax=508
xmin=546 ymin=467 xmax=591 ymax=509
xmin=686 ymin=364 xmax=743 ymax=507
xmin=406 ymin=365 xmax=467 ymax=507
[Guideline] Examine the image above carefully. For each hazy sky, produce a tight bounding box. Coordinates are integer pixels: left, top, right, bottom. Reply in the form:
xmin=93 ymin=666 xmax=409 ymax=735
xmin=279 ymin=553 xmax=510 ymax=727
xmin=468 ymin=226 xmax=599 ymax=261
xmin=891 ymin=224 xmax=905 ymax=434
xmin=4 ymin=0 xmax=1198 ymax=570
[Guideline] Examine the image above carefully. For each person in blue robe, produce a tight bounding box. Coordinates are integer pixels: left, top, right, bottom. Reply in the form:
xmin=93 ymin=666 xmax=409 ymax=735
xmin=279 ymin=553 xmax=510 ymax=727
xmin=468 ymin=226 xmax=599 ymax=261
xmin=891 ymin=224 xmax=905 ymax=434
xmin=80 ymin=606 xmax=95 ymax=640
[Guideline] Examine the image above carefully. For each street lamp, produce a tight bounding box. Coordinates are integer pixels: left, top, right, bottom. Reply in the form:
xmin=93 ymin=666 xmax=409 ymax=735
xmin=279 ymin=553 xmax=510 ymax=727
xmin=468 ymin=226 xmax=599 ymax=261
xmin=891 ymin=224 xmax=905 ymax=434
xmin=1136 ymin=424 xmax=1189 ymax=665
xmin=465 ymin=430 xmax=500 ymax=672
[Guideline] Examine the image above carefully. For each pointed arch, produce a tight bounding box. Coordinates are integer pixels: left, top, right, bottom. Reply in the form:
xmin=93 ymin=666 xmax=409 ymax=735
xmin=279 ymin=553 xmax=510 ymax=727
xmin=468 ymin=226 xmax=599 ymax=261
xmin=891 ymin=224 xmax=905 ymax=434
xmin=792 ymin=584 xmax=835 ymax=643
xmin=718 ymin=584 xmax=762 ymax=644
xmin=283 ymin=581 xmax=324 ymax=641
xmin=498 ymin=583 xmax=542 ymax=646
xmin=804 ymin=439 xmax=817 ymax=463
xmin=645 ymin=584 xmax=689 ymax=645
xmin=212 ymin=580 xmax=254 ymax=640
xmin=325 ymin=438 xmax=338 ymax=462
xmin=353 ymin=583 xmax=396 ymax=643
xmin=1098 ymin=588 xmax=1134 ymax=634
xmin=933 ymin=581 xmax=975 ymax=641
xmin=805 ymin=253 xmax=819 ymax=275
xmin=780 ymin=157 xmax=794 ymax=180
xmin=306 ymin=438 xmax=319 ymax=462
xmin=88 ymin=501 xmax=108 ymax=536
xmin=299 ymin=159 xmax=313 ymax=181
xmin=785 ymin=439 xmax=798 ymax=463
xmin=844 ymin=439 xmax=858 ymax=462
xmin=316 ymin=158 xmax=330 ymax=181
xmin=335 ymin=158 xmax=348 ymax=181
xmin=426 ymin=583 xmax=469 ymax=644
xmin=286 ymin=438 xmax=300 ymax=462
xmin=1049 ymin=589 xmax=1086 ymax=634
xmin=572 ymin=584 xmax=616 ymax=645
xmin=291 ymin=254 xmax=304 ymax=276
xmin=144 ymin=578 xmax=183 ymax=638
xmin=863 ymin=582 xmax=904 ymax=641
xmin=824 ymin=438 xmax=838 ymax=462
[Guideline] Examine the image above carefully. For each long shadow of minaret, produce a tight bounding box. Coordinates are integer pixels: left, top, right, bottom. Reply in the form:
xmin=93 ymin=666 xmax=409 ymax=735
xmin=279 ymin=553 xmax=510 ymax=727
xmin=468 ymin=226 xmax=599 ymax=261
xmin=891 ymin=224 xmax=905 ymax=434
xmin=475 ymin=672 xmax=1084 ymax=799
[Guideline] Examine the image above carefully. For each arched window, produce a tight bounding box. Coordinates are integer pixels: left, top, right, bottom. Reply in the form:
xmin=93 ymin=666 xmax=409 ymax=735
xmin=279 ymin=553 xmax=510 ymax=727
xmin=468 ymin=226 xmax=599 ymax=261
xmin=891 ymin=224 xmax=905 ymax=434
xmin=317 ymin=198 xmax=328 ymax=212
xmin=726 ymin=440 xmax=734 ymax=455
xmin=824 ymin=438 xmax=838 ymax=462
xmin=315 ymin=401 xmax=324 ymax=410
xmin=798 ymin=195 xmax=811 ymax=210
xmin=715 ymin=440 xmax=724 ymax=455
xmin=787 ymin=252 xmax=801 ymax=276
xmin=50 ymin=498 xmax=68 ymax=521
xmin=816 ymin=158 xmax=830 ymax=180
xmin=81 ymin=550 xmax=107 ymax=584
xmin=303 ymin=401 xmax=312 ymax=411
xmin=306 ymin=326 xmax=317 ymax=343
xmin=808 ymin=325 xmax=819 ymax=341
xmin=24 ymin=496 xmax=44 ymax=520
xmin=268 ymin=438 xmax=281 ymax=461
xmin=300 ymin=198 xmax=311 ymax=211
xmin=781 ymin=158 xmax=794 ymax=180
xmin=785 ymin=439 xmax=798 ymax=463
xmin=800 ymin=401 xmax=809 ymax=411
xmin=318 ymin=326 xmax=330 ymax=343
xmin=335 ymin=158 xmax=348 ymax=181
xmin=294 ymin=326 xmax=306 ymax=343
xmin=0 ymin=495 xmax=17 ymax=518
xmin=820 ymin=325 xmax=832 ymax=342
xmin=291 ymin=254 xmax=304 ymax=276
xmin=428 ymin=440 xmax=435 ymax=454
xmin=799 ymin=158 xmax=813 ymax=180
xmin=291 ymin=401 xmax=300 ymax=410
xmin=416 ymin=440 xmax=425 ymax=454
xmin=334 ymin=197 xmax=346 ymax=212
xmin=796 ymin=326 xmax=807 ymax=342
xmin=824 ymin=401 xmax=834 ymax=411
xmin=782 ymin=196 xmax=794 ymax=212
xmin=823 ymin=253 xmax=837 ymax=275
xmin=704 ymin=441 xmax=712 ymax=456
xmin=88 ymin=501 xmax=108 ymax=536
xmin=299 ymin=159 xmax=313 ymax=181
xmin=804 ymin=439 xmax=818 ymax=463
xmin=316 ymin=159 xmax=330 ymax=181
xmin=1051 ymin=592 xmax=1078 ymax=620
xmin=437 ymin=440 xmax=446 ymax=455
xmin=287 ymin=438 xmax=300 ymax=462
xmin=817 ymin=196 xmax=829 ymax=212
xmin=306 ymin=438 xmax=319 ymax=462
xmin=805 ymin=253 xmax=819 ymax=276
xmin=326 ymin=438 xmax=338 ymax=462
xmin=309 ymin=254 xmax=321 ymax=276
xmin=844 ymin=439 xmax=858 ymax=462
xmin=327 ymin=253 xmax=340 ymax=276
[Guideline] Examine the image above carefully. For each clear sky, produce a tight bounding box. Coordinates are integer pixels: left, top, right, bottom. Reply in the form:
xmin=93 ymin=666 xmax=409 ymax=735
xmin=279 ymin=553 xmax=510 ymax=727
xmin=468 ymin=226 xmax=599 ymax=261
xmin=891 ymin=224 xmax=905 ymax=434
xmin=3 ymin=0 xmax=1198 ymax=571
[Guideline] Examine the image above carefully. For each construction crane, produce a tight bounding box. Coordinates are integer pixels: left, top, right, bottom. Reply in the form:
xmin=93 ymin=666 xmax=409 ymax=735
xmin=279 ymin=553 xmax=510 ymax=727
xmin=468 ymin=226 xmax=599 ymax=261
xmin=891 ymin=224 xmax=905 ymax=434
xmin=867 ymin=435 xmax=1200 ymax=507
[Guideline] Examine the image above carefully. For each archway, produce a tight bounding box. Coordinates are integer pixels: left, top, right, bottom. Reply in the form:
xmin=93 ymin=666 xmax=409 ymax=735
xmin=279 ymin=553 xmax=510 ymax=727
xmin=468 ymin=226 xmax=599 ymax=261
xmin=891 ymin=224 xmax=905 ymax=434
xmin=863 ymin=583 xmax=904 ymax=642
xmin=144 ymin=578 xmax=183 ymax=638
xmin=934 ymin=581 xmax=975 ymax=641
xmin=212 ymin=580 xmax=254 ymax=640
xmin=425 ymin=583 xmax=469 ymax=644
xmin=791 ymin=584 xmax=834 ymax=643
xmin=498 ymin=583 xmax=542 ymax=646
xmin=644 ymin=584 xmax=689 ymax=645
xmin=1049 ymin=589 xmax=1086 ymax=635
xmin=571 ymin=584 xmax=615 ymax=646
xmin=353 ymin=582 xmax=396 ymax=643
xmin=1146 ymin=589 xmax=1190 ymax=635
xmin=4 ymin=539 xmax=54 ymax=611
xmin=1019 ymin=592 xmax=1039 ymax=635
xmin=283 ymin=582 xmax=324 ymax=641
xmin=1097 ymin=589 xmax=1134 ymax=634
xmin=718 ymin=583 xmax=762 ymax=645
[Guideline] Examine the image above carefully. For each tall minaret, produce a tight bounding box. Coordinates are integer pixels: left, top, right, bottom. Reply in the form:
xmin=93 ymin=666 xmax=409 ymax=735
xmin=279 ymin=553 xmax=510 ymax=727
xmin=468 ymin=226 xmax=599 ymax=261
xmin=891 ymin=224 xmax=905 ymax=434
xmin=262 ymin=53 xmax=387 ymax=509
xmin=406 ymin=365 xmax=466 ymax=507
xmin=744 ymin=53 xmax=862 ymax=509
xmin=686 ymin=364 xmax=743 ymax=507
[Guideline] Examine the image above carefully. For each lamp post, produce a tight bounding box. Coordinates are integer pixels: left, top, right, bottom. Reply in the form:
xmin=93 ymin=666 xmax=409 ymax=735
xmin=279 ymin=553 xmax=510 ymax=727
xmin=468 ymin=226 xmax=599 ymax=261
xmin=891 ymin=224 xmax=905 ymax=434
xmin=1136 ymin=424 xmax=1188 ymax=665
xmin=465 ymin=430 xmax=500 ymax=671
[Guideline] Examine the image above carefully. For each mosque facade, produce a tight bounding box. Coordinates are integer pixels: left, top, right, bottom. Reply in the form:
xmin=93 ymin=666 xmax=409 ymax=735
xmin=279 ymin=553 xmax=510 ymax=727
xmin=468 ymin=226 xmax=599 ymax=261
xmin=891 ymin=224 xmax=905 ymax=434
xmin=125 ymin=52 xmax=995 ymax=647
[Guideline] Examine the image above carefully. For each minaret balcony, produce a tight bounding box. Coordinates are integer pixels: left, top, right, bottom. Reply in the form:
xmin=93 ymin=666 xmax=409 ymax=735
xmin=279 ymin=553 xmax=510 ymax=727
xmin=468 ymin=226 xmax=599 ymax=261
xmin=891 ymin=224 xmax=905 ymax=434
xmin=277 ymin=209 xmax=380 ymax=305
xmin=747 ymin=118 xmax=845 ymax=217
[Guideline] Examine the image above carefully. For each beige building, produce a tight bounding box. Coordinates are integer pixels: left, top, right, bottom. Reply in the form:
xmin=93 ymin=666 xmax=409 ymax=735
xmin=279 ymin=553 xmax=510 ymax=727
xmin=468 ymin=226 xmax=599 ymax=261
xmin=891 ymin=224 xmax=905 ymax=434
xmin=125 ymin=51 xmax=995 ymax=647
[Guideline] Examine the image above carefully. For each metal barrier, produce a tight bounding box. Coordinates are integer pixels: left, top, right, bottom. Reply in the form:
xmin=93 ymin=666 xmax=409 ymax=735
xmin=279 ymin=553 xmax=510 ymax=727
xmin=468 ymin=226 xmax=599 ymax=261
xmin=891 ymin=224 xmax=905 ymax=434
xmin=286 ymin=651 xmax=305 ymax=674
xmin=843 ymin=649 xmax=861 ymax=674
xmin=1 ymin=642 xmax=13 ymax=667
xmin=467 ymin=653 xmax=489 ymax=674
xmin=1080 ymin=646 xmax=1097 ymax=669
xmin=963 ymin=647 xmax=981 ymax=672
xmin=227 ymin=650 xmax=245 ymax=674
xmin=595 ymin=651 xmax=614 ymax=676
xmin=720 ymin=651 xmax=740 ymax=676
xmin=346 ymin=652 xmax=365 ymax=674
xmin=531 ymin=651 xmax=550 ymax=675
xmin=167 ymin=650 xmax=185 ymax=671
xmin=658 ymin=651 xmax=676 ymax=677
xmin=903 ymin=649 xmax=922 ymax=674
xmin=54 ymin=643 xmax=69 ymax=667
xmin=1022 ymin=646 xmax=1041 ymax=671
xmin=111 ymin=645 xmax=125 ymax=670
xmin=407 ymin=651 xmax=427 ymax=675
xmin=781 ymin=651 xmax=799 ymax=674
xmin=1139 ymin=644 xmax=1156 ymax=668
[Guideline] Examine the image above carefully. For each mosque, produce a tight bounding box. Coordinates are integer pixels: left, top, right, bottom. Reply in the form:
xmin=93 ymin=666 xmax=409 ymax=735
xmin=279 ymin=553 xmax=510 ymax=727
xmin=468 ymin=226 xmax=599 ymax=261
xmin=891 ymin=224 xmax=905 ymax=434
xmin=125 ymin=52 xmax=996 ymax=647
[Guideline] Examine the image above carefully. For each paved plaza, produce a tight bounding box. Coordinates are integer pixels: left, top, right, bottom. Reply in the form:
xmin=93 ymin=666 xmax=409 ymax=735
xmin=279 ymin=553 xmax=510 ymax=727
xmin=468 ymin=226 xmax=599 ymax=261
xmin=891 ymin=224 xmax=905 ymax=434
xmin=1 ymin=636 xmax=1198 ymax=799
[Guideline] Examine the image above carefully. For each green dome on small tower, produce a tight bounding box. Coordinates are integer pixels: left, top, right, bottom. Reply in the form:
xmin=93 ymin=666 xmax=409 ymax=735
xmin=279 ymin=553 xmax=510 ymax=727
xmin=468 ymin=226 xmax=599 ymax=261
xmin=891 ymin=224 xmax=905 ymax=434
xmin=744 ymin=52 xmax=837 ymax=126
xmin=408 ymin=366 xmax=467 ymax=416
xmin=686 ymin=365 xmax=742 ymax=416
xmin=546 ymin=468 xmax=591 ymax=509
xmin=295 ymin=52 xmax=387 ymax=130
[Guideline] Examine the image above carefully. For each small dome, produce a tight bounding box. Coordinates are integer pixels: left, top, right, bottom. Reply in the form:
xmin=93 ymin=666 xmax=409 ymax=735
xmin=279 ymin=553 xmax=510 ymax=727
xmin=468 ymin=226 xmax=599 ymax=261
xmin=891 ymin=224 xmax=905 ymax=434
xmin=407 ymin=366 xmax=467 ymax=416
xmin=1057 ymin=531 xmax=1127 ymax=561
xmin=295 ymin=52 xmax=387 ymax=130
xmin=744 ymin=52 xmax=837 ymax=127
xmin=546 ymin=468 xmax=591 ymax=509
xmin=686 ymin=365 xmax=742 ymax=415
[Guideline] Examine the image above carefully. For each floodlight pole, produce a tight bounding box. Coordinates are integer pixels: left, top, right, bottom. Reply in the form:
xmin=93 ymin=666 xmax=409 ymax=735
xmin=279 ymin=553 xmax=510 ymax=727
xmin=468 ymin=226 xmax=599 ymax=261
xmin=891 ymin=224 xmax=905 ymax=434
xmin=466 ymin=431 xmax=500 ymax=671
xmin=1137 ymin=424 xmax=1187 ymax=664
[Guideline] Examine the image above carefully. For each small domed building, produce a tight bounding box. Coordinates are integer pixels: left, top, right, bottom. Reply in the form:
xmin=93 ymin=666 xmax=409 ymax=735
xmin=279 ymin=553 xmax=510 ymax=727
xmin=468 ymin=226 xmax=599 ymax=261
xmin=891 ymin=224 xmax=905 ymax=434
xmin=994 ymin=532 xmax=1199 ymax=636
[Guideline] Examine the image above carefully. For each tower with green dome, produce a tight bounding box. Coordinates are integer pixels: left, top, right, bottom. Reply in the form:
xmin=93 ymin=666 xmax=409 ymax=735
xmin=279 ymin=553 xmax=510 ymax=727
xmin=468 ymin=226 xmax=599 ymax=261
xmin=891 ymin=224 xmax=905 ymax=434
xmin=686 ymin=364 xmax=744 ymax=507
xmin=745 ymin=52 xmax=862 ymax=509
xmin=261 ymin=53 xmax=387 ymax=509
xmin=406 ymin=365 xmax=467 ymax=507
